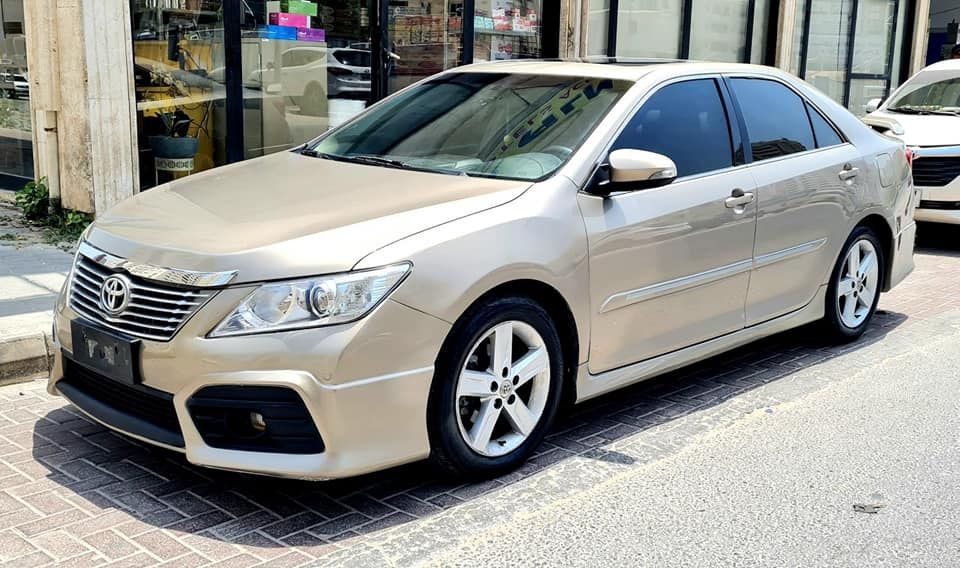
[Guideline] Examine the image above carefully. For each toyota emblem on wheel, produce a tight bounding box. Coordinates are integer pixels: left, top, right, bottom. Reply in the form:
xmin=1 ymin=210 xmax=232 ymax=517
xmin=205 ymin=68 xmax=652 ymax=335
xmin=99 ymin=275 xmax=131 ymax=316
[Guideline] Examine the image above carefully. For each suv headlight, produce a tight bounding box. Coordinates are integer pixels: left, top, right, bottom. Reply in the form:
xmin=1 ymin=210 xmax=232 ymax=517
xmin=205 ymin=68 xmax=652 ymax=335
xmin=209 ymin=263 xmax=411 ymax=338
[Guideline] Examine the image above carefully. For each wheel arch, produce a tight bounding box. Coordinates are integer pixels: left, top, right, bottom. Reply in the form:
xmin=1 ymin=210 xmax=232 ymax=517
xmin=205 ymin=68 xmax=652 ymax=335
xmin=853 ymin=213 xmax=895 ymax=292
xmin=440 ymin=279 xmax=581 ymax=407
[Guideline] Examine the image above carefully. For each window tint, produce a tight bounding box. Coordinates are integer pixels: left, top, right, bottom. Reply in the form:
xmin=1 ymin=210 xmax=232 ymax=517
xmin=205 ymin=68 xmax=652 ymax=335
xmin=806 ymin=102 xmax=843 ymax=148
xmin=611 ymin=79 xmax=734 ymax=177
xmin=729 ymin=78 xmax=815 ymax=161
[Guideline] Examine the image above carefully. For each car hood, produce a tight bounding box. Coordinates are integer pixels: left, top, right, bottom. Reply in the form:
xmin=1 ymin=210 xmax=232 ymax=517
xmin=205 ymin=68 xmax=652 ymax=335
xmin=87 ymin=151 xmax=530 ymax=283
xmin=865 ymin=110 xmax=960 ymax=147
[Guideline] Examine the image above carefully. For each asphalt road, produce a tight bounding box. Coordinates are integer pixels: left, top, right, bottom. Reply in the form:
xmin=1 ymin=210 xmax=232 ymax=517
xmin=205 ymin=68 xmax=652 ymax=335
xmin=423 ymin=310 xmax=960 ymax=567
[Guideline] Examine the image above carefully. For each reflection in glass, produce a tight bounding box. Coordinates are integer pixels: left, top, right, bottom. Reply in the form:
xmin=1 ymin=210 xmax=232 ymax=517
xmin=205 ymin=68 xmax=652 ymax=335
xmin=616 ymin=0 xmax=683 ymax=59
xmin=689 ymin=0 xmax=751 ymax=62
xmin=0 ymin=0 xmax=31 ymax=189
xmin=311 ymin=73 xmax=631 ymax=181
xmin=241 ymin=1 xmax=372 ymax=159
xmin=587 ymin=0 xmax=610 ymax=56
xmin=387 ymin=0 xmax=463 ymax=94
xmin=473 ymin=0 xmax=542 ymax=63
xmin=131 ymin=0 xmax=228 ymax=189
xmin=802 ymin=0 xmax=853 ymax=103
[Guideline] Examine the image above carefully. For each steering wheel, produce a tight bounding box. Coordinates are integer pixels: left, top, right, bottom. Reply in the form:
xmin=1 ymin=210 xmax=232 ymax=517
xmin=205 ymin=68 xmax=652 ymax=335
xmin=542 ymin=145 xmax=574 ymax=159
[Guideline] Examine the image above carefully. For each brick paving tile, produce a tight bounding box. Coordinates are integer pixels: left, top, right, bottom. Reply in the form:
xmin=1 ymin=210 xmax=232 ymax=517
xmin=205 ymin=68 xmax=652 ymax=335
xmin=131 ymin=530 xmax=191 ymax=560
xmin=82 ymin=530 xmax=140 ymax=561
xmin=0 ymin=530 xmax=37 ymax=561
xmin=29 ymin=530 xmax=91 ymax=561
xmin=258 ymin=551 xmax=313 ymax=568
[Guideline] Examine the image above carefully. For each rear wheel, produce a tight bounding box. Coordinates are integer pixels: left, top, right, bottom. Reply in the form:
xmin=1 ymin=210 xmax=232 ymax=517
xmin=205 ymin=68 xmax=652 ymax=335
xmin=822 ymin=226 xmax=884 ymax=342
xmin=428 ymin=297 xmax=564 ymax=478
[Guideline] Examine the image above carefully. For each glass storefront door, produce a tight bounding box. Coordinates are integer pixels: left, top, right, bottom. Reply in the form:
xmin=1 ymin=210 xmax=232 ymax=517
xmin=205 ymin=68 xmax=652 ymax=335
xmin=0 ymin=0 xmax=31 ymax=190
xmin=130 ymin=0 xmax=555 ymax=191
xmin=796 ymin=0 xmax=908 ymax=113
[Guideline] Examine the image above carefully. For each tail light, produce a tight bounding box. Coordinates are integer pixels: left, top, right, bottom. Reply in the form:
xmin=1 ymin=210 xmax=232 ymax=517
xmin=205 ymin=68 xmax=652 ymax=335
xmin=905 ymin=147 xmax=914 ymax=168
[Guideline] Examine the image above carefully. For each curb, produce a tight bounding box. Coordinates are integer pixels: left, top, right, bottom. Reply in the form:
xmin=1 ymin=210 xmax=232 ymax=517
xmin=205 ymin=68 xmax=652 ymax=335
xmin=0 ymin=331 xmax=53 ymax=386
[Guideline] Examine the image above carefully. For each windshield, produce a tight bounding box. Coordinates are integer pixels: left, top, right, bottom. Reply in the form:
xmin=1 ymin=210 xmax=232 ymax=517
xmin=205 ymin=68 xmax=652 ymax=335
xmin=309 ymin=72 xmax=632 ymax=181
xmin=888 ymin=74 xmax=960 ymax=113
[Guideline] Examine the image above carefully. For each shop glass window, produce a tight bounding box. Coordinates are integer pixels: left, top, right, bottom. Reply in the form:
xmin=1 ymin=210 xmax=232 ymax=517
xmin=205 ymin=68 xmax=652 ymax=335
xmin=616 ymin=0 xmax=683 ymax=59
xmin=806 ymin=102 xmax=844 ymax=148
xmin=387 ymin=0 xmax=465 ymax=94
xmin=0 ymin=0 xmax=32 ymax=189
xmin=729 ymin=78 xmax=815 ymax=161
xmin=131 ymin=0 xmax=229 ymax=190
xmin=689 ymin=0 xmax=752 ymax=62
xmin=611 ymin=79 xmax=734 ymax=178
xmin=472 ymin=1 xmax=542 ymax=63
xmin=239 ymin=1 xmax=373 ymax=160
xmin=587 ymin=0 xmax=610 ymax=56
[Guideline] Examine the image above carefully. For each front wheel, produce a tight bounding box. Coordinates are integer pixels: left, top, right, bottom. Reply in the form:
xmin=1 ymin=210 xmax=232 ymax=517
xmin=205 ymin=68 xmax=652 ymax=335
xmin=428 ymin=297 xmax=564 ymax=478
xmin=822 ymin=226 xmax=884 ymax=342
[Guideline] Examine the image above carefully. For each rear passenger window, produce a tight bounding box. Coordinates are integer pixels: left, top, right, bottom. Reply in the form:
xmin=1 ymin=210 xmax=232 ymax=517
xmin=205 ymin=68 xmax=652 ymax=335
xmin=611 ymin=79 xmax=733 ymax=178
xmin=806 ymin=102 xmax=844 ymax=148
xmin=729 ymin=78 xmax=815 ymax=161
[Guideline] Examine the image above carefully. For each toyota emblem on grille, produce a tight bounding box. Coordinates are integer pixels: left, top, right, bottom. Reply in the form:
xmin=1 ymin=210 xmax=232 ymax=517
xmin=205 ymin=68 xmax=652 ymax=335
xmin=99 ymin=275 xmax=131 ymax=316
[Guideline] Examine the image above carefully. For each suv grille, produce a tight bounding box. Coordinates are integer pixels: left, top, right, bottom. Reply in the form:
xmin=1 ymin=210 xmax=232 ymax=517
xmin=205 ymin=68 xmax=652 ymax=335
xmin=911 ymin=156 xmax=960 ymax=187
xmin=69 ymin=253 xmax=214 ymax=342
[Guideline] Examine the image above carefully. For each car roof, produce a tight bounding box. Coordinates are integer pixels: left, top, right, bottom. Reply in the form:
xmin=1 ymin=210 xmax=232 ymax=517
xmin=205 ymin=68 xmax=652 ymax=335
xmin=456 ymin=58 xmax=784 ymax=82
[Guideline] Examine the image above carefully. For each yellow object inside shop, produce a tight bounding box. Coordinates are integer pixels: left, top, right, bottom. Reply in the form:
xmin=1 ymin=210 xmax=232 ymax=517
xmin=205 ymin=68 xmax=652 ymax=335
xmin=134 ymin=40 xmax=223 ymax=176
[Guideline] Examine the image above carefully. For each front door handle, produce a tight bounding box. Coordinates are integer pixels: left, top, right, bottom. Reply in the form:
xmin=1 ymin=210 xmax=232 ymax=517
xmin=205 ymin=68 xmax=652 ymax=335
xmin=725 ymin=188 xmax=755 ymax=209
xmin=839 ymin=164 xmax=860 ymax=181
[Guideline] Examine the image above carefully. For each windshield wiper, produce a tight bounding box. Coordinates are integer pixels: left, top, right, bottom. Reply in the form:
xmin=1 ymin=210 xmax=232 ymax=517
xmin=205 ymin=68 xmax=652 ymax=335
xmin=888 ymin=107 xmax=960 ymax=116
xmin=300 ymin=149 xmax=469 ymax=176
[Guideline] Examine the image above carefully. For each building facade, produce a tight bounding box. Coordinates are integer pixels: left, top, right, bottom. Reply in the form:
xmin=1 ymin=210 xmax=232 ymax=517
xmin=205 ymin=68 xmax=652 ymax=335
xmin=12 ymin=0 xmax=944 ymax=215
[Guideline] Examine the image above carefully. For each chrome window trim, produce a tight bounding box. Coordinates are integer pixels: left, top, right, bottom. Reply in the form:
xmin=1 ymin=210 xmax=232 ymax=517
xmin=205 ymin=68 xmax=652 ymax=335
xmin=77 ymin=241 xmax=238 ymax=288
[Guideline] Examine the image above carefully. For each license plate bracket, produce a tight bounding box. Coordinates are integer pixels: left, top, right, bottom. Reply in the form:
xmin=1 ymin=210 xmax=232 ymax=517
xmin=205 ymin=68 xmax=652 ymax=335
xmin=70 ymin=320 xmax=140 ymax=385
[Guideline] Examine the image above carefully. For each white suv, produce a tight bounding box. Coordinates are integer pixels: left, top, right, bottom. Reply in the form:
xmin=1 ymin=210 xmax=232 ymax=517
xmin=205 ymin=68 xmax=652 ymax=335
xmin=865 ymin=60 xmax=960 ymax=224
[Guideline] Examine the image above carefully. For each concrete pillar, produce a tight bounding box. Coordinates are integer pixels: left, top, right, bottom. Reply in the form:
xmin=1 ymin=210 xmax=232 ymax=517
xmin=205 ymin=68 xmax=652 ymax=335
xmin=910 ymin=0 xmax=931 ymax=76
xmin=24 ymin=0 xmax=139 ymax=216
xmin=775 ymin=0 xmax=799 ymax=75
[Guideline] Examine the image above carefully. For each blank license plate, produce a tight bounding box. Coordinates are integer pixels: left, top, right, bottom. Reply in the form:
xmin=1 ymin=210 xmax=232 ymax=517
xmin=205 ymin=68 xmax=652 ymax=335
xmin=70 ymin=320 xmax=140 ymax=385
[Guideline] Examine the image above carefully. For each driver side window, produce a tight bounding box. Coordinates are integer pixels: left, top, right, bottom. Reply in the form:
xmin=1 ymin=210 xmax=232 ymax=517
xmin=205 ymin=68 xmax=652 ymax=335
xmin=611 ymin=79 xmax=735 ymax=178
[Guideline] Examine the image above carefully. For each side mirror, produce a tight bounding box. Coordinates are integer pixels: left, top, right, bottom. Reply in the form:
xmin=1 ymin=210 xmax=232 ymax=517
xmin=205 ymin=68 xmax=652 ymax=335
xmin=865 ymin=98 xmax=882 ymax=114
xmin=589 ymin=149 xmax=677 ymax=196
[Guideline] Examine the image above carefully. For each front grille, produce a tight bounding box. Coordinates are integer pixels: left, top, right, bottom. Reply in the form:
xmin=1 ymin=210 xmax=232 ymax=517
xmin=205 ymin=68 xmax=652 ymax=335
xmin=918 ymin=200 xmax=960 ymax=210
xmin=911 ymin=156 xmax=960 ymax=187
xmin=60 ymin=358 xmax=183 ymax=447
xmin=69 ymin=253 xmax=214 ymax=342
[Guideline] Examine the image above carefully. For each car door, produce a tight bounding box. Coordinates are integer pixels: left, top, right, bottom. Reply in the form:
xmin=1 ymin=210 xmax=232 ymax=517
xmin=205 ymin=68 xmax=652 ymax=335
xmin=579 ymin=77 xmax=759 ymax=374
xmin=726 ymin=77 xmax=866 ymax=325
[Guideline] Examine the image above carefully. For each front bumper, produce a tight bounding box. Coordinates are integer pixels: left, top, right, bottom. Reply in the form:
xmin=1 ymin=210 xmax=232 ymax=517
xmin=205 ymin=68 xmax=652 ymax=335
xmin=49 ymin=291 xmax=450 ymax=480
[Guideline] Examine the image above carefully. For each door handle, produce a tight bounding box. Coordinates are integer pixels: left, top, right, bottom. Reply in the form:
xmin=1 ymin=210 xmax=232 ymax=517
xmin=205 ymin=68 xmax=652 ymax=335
xmin=725 ymin=188 xmax=755 ymax=209
xmin=839 ymin=164 xmax=860 ymax=181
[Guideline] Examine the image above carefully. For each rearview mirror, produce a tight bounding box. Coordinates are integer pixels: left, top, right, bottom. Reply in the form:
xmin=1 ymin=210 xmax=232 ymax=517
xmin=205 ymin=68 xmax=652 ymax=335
xmin=865 ymin=98 xmax=882 ymax=114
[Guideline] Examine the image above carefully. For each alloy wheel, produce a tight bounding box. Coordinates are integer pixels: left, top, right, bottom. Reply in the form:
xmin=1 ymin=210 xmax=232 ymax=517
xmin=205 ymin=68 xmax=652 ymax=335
xmin=836 ymin=238 xmax=880 ymax=329
xmin=455 ymin=320 xmax=551 ymax=457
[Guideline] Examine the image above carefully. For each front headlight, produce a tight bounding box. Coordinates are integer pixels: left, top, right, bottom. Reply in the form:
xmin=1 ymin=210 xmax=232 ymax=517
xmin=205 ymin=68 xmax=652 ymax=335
xmin=209 ymin=263 xmax=411 ymax=338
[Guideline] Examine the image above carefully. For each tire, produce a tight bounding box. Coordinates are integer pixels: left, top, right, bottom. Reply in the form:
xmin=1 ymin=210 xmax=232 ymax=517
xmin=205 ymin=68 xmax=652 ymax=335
xmin=821 ymin=226 xmax=884 ymax=342
xmin=428 ymin=296 xmax=565 ymax=478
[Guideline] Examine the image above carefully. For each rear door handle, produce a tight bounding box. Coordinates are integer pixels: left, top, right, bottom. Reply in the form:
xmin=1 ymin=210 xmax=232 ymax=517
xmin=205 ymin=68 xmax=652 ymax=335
xmin=839 ymin=165 xmax=860 ymax=181
xmin=725 ymin=188 xmax=755 ymax=209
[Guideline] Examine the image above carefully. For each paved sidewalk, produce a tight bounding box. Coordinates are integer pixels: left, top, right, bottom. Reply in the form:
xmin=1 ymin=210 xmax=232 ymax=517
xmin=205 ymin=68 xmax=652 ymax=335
xmin=0 ymin=244 xmax=72 ymax=384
